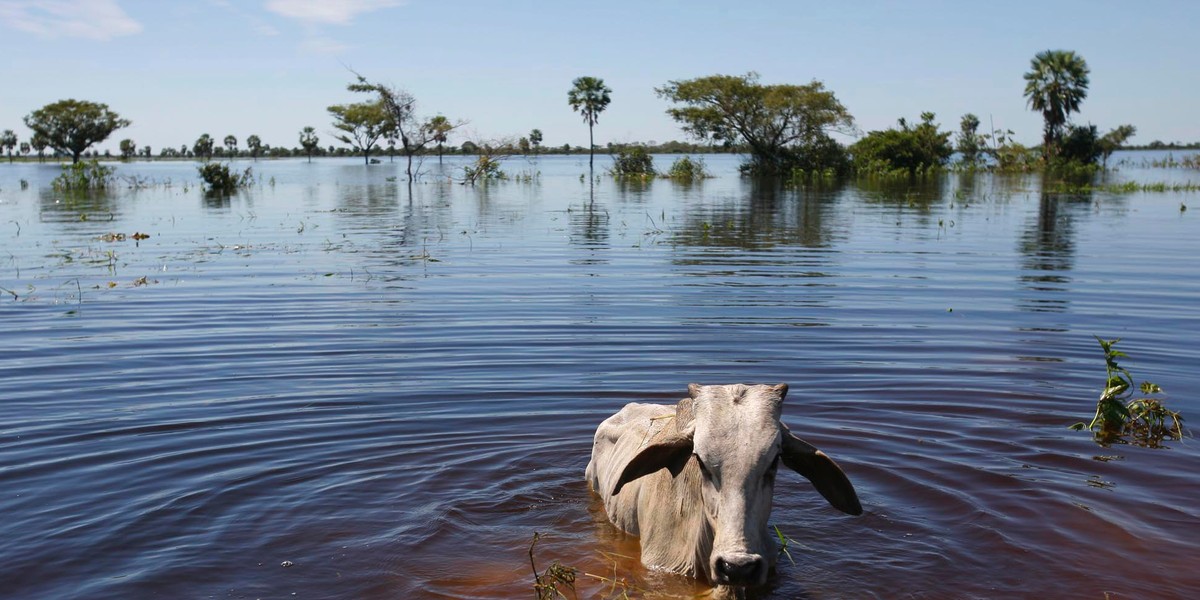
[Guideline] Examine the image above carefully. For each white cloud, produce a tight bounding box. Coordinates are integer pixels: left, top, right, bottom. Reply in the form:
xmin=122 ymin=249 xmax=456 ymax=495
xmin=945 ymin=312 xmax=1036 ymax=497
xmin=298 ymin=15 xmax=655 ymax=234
xmin=264 ymin=0 xmax=402 ymax=25
xmin=299 ymin=35 xmax=349 ymax=55
xmin=0 ymin=0 xmax=141 ymax=41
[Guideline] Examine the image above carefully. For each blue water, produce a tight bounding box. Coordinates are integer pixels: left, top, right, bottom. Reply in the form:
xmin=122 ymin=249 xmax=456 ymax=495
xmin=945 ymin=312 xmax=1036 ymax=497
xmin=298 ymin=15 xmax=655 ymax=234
xmin=1 ymin=153 xmax=1198 ymax=599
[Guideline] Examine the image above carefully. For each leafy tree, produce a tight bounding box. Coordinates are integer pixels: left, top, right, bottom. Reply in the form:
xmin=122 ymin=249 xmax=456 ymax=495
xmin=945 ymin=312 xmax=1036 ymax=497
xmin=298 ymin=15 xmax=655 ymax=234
xmin=1058 ymin=124 xmax=1101 ymax=165
xmin=30 ymin=133 xmax=48 ymax=162
xmin=956 ymin=113 xmax=985 ymax=167
xmin=656 ymin=72 xmax=855 ymax=176
xmin=193 ymin=133 xmax=215 ymax=160
xmin=348 ymin=74 xmax=463 ymax=181
xmin=224 ymin=135 xmax=238 ymax=158
xmin=246 ymin=135 xmax=263 ymax=161
xmin=518 ymin=136 xmax=531 ymax=155
xmin=567 ymin=76 xmax=612 ymax=170
xmin=328 ymin=100 xmax=392 ymax=164
xmin=529 ymin=128 xmax=543 ymax=155
xmin=425 ymin=115 xmax=452 ymax=163
xmin=0 ymin=129 xmax=16 ymax=162
xmin=1057 ymin=123 xmax=1137 ymax=167
xmin=119 ymin=138 xmax=136 ymax=160
xmin=23 ymin=99 xmax=130 ymax=163
xmin=850 ymin=112 xmax=952 ymax=174
xmin=299 ymin=126 xmax=320 ymax=162
xmin=1024 ymin=50 xmax=1090 ymax=161
xmin=1098 ymin=124 xmax=1136 ymax=168
xmin=20 ymin=141 xmax=31 ymax=158
xmin=194 ymin=133 xmax=216 ymax=160
xmin=461 ymin=140 xmax=478 ymax=154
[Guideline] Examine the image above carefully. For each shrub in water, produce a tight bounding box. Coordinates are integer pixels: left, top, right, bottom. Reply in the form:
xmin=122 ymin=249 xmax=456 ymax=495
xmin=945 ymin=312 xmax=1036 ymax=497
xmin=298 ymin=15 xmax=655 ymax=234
xmin=52 ymin=160 xmax=116 ymax=191
xmin=198 ymin=162 xmax=253 ymax=192
xmin=461 ymin=155 xmax=506 ymax=185
xmin=610 ymin=147 xmax=655 ymax=179
xmin=664 ymin=156 xmax=711 ymax=181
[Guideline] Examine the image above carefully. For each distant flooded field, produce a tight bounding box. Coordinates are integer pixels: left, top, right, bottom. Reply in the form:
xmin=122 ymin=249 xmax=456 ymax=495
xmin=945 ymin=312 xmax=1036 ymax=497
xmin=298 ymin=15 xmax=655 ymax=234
xmin=1 ymin=152 xmax=1198 ymax=599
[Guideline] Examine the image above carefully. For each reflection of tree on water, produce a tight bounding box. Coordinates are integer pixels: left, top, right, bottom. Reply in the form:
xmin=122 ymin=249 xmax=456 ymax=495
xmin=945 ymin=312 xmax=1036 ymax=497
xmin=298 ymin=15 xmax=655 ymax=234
xmin=854 ymin=175 xmax=948 ymax=230
xmin=1017 ymin=191 xmax=1088 ymax=313
xmin=38 ymin=188 xmax=121 ymax=223
xmin=670 ymin=178 xmax=845 ymax=251
xmin=569 ymin=180 xmax=609 ymax=266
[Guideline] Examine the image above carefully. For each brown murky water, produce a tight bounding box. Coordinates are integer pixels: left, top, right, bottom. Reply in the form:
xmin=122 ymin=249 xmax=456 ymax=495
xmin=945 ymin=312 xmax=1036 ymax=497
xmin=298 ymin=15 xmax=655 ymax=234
xmin=1 ymin=155 xmax=1197 ymax=599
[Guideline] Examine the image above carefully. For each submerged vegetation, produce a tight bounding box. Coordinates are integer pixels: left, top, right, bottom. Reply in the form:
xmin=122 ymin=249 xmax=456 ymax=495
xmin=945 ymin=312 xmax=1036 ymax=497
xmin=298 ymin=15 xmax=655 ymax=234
xmin=52 ymin=160 xmax=116 ymax=191
xmin=527 ymin=533 xmax=649 ymax=600
xmin=609 ymin=147 xmax=655 ymax=179
xmin=197 ymin=162 xmax=253 ymax=193
xmin=460 ymin=155 xmax=506 ymax=185
xmin=664 ymin=155 xmax=712 ymax=181
xmin=1071 ymin=338 xmax=1186 ymax=447
xmin=850 ymin=112 xmax=953 ymax=175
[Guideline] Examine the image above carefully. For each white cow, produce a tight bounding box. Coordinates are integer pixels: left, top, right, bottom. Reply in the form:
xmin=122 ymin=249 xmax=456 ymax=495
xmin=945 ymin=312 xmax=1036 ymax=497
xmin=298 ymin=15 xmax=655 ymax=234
xmin=585 ymin=383 xmax=862 ymax=592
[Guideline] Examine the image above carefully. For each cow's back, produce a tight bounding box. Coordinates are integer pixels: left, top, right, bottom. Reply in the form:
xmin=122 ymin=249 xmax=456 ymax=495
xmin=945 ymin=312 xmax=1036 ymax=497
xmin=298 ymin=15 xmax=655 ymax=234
xmin=586 ymin=402 xmax=711 ymax=578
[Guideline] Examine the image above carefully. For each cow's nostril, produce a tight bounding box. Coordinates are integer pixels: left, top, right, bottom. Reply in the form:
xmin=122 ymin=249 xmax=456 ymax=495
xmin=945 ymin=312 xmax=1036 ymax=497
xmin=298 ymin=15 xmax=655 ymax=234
xmin=714 ymin=553 xmax=764 ymax=585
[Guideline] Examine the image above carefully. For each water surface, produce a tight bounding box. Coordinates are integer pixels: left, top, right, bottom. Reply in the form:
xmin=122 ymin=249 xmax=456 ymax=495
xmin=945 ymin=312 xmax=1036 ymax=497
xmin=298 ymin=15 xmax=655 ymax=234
xmin=1 ymin=153 xmax=1198 ymax=599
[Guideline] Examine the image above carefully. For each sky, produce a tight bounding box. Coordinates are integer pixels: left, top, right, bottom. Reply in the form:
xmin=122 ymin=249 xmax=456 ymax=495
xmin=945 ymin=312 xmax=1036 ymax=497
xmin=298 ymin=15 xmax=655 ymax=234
xmin=1 ymin=0 xmax=1197 ymax=155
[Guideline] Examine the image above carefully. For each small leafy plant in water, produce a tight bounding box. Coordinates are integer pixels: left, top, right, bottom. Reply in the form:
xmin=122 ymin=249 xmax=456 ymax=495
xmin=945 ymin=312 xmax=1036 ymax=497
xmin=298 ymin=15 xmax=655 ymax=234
xmin=197 ymin=162 xmax=254 ymax=193
xmin=461 ymin=155 xmax=506 ymax=185
xmin=664 ymin=156 xmax=712 ymax=181
xmin=52 ymin=161 xmax=116 ymax=191
xmin=1070 ymin=337 xmax=1186 ymax=446
xmin=529 ymin=532 xmax=578 ymax=600
xmin=609 ymin=147 xmax=655 ymax=180
xmin=528 ymin=532 xmax=643 ymax=600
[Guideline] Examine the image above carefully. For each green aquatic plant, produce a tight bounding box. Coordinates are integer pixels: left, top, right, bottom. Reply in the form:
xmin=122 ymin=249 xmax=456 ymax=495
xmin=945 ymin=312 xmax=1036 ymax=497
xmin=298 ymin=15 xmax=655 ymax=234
xmin=1047 ymin=180 xmax=1200 ymax=194
xmin=609 ymin=146 xmax=655 ymax=179
xmin=1071 ymin=337 xmax=1186 ymax=447
xmin=529 ymin=533 xmax=578 ymax=600
xmin=197 ymin=162 xmax=253 ymax=192
xmin=664 ymin=155 xmax=712 ymax=181
xmin=52 ymin=160 xmax=116 ymax=191
xmin=461 ymin=155 xmax=506 ymax=185
xmin=528 ymin=532 xmax=644 ymax=600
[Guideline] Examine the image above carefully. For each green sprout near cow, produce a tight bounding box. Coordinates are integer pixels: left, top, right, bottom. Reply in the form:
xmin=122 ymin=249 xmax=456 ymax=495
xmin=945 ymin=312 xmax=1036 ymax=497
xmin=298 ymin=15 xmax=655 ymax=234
xmin=1071 ymin=337 xmax=1186 ymax=447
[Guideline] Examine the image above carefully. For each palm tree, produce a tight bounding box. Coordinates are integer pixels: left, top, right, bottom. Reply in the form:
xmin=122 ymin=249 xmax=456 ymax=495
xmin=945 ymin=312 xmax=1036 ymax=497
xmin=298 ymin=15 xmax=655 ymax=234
xmin=425 ymin=115 xmax=452 ymax=163
xmin=224 ymin=134 xmax=238 ymax=159
xmin=567 ymin=76 xmax=612 ymax=170
xmin=299 ymin=126 xmax=319 ymax=162
xmin=1023 ymin=50 xmax=1089 ymax=161
xmin=246 ymin=134 xmax=262 ymax=161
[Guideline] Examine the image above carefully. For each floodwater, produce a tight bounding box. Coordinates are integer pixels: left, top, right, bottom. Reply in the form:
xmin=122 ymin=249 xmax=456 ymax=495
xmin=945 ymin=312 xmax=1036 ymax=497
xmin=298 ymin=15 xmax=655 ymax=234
xmin=1 ymin=153 xmax=1198 ymax=599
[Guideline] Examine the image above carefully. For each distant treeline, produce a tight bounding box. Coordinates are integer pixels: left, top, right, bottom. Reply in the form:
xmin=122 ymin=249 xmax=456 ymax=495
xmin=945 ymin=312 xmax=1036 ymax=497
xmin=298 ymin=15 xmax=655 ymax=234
xmin=10 ymin=139 xmax=739 ymax=163
xmin=1121 ymin=140 xmax=1200 ymax=151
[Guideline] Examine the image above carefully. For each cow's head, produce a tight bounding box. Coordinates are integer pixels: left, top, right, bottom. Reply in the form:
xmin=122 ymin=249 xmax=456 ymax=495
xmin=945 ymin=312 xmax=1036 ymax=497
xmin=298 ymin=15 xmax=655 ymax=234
xmin=611 ymin=383 xmax=861 ymax=588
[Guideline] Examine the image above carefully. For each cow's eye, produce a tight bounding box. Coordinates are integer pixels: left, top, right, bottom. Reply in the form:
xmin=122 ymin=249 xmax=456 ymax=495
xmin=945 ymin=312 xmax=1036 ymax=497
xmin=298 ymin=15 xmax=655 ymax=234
xmin=694 ymin=455 xmax=711 ymax=479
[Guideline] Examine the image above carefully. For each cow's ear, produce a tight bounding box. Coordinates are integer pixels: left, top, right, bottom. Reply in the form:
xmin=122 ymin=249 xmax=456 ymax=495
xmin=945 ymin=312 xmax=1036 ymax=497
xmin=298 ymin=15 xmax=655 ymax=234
xmin=780 ymin=425 xmax=863 ymax=516
xmin=612 ymin=428 xmax=695 ymax=496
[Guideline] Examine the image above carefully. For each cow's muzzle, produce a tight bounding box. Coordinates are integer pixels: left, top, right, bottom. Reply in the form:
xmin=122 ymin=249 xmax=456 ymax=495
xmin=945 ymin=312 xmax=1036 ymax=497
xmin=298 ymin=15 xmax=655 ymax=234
xmin=713 ymin=552 xmax=766 ymax=586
